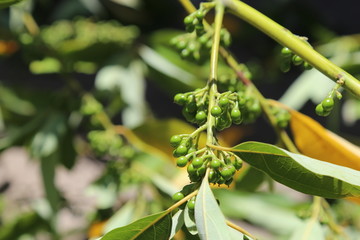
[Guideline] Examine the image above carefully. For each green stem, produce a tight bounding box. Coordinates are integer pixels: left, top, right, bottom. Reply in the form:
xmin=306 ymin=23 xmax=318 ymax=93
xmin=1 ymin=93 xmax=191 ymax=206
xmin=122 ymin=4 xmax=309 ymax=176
xmin=223 ymin=0 xmax=360 ymax=98
xmin=206 ymin=1 xmax=224 ymax=145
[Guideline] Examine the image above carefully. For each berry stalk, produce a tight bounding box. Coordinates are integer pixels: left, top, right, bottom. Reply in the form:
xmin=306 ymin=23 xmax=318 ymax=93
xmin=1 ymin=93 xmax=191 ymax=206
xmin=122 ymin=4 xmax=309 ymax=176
xmin=206 ymin=1 xmax=225 ymax=145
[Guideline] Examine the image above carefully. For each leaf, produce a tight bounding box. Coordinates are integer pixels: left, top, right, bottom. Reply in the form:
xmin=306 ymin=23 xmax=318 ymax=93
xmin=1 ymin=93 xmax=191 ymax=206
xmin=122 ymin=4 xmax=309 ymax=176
xmin=184 ymin=206 xmax=197 ymax=235
xmin=101 ymin=211 xmax=172 ymax=240
xmin=195 ymin=177 xmax=233 ymax=240
xmin=290 ymin=110 xmax=360 ymax=171
xmin=169 ymin=210 xmax=185 ymax=239
xmin=30 ymin=112 xmax=66 ymax=158
xmin=233 ymin=142 xmax=360 ymax=199
xmin=289 ymin=219 xmax=325 ymax=240
xmin=41 ymin=153 xmax=60 ymax=213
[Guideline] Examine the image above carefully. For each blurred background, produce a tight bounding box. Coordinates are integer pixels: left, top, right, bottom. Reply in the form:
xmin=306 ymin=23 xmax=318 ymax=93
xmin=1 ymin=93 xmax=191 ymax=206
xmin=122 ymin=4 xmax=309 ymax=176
xmin=0 ymin=0 xmax=360 ymax=239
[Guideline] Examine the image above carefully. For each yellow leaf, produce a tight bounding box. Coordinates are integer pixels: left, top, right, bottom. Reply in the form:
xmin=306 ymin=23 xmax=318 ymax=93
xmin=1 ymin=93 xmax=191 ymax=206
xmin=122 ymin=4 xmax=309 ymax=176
xmin=290 ymin=110 xmax=360 ymax=171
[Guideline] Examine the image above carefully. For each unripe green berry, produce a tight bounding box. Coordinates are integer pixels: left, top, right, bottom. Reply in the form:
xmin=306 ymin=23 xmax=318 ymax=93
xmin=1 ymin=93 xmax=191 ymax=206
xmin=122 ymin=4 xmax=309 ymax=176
xmin=292 ymin=55 xmax=303 ymax=66
xmin=281 ymin=47 xmax=292 ymax=57
xmin=218 ymin=97 xmax=229 ymax=108
xmin=172 ymin=192 xmax=185 ymax=201
xmin=187 ymin=198 xmax=196 ymax=210
xmin=220 ymin=165 xmax=235 ymax=180
xmin=187 ymin=163 xmax=197 ymax=176
xmin=177 ymin=156 xmax=188 ymax=167
xmin=176 ymin=40 xmax=187 ymax=50
xmin=210 ymin=159 xmax=221 ymax=169
xmin=174 ymin=93 xmax=187 ymax=105
xmin=195 ymin=10 xmax=205 ymax=20
xmin=280 ymin=60 xmax=291 ymax=73
xmin=170 ymin=135 xmax=182 ymax=147
xmin=184 ymin=15 xmax=195 ymax=25
xmin=321 ymin=98 xmax=334 ymax=111
xmin=192 ymin=157 xmax=204 ymax=168
xmin=303 ymin=61 xmax=313 ymax=70
xmin=197 ymin=165 xmax=206 ymax=176
xmin=175 ymin=144 xmax=188 ymax=156
xmin=230 ymin=108 xmax=242 ymax=120
xmin=211 ymin=106 xmax=222 ymax=117
xmin=208 ymin=168 xmax=218 ymax=183
xmin=181 ymin=48 xmax=190 ymax=58
xmin=234 ymin=158 xmax=243 ymax=170
xmin=315 ymin=104 xmax=324 ymax=116
xmin=198 ymin=35 xmax=209 ymax=45
xmin=195 ymin=111 xmax=207 ymax=122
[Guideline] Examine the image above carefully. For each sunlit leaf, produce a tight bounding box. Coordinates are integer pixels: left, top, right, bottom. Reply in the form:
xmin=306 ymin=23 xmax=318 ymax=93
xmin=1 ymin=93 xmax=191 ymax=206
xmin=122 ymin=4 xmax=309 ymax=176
xmin=233 ymin=142 xmax=360 ymax=198
xmin=101 ymin=211 xmax=172 ymax=240
xmin=184 ymin=206 xmax=197 ymax=235
xmin=195 ymin=177 xmax=233 ymax=240
xmin=169 ymin=210 xmax=184 ymax=239
xmin=290 ymin=110 xmax=360 ymax=171
xmin=289 ymin=219 xmax=325 ymax=240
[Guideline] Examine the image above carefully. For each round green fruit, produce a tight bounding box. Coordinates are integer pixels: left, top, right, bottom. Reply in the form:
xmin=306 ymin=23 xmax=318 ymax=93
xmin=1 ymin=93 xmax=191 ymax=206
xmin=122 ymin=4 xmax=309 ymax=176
xmin=321 ymin=98 xmax=334 ymax=111
xmin=170 ymin=135 xmax=182 ymax=147
xmin=281 ymin=47 xmax=292 ymax=57
xmin=218 ymin=97 xmax=229 ymax=108
xmin=177 ymin=156 xmax=188 ymax=167
xmin=192 ymin=157 xmax=204 ymax=168
xmin=172 ymin=192 xmax=185 ymax=201
xmin=211 ymin=106 xmax=222 ymax=117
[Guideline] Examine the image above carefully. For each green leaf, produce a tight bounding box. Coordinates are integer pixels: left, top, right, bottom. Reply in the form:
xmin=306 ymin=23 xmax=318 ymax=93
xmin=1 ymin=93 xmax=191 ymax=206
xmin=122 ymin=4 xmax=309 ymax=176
xmin=30 ymin=112 xmax=66 ymax=158
xmin=195 ymin=177 xmax=233 ymax=240
xmin=184 ymin=206 xmax=197 ymax=235
xmin=0 ymin=0 xmax=23 ymax=8
xmin=169 ymin=210 xmax=185 ymax=239
xmin=41 ymin=153 xmax=60 ymax=214
xmin=289 ymin=219 xmax=325 ymax=240
xmin=101 ymin=211 xmax=172 ymax=240
xmin=233 ymin=141 xmax=360 ymax=199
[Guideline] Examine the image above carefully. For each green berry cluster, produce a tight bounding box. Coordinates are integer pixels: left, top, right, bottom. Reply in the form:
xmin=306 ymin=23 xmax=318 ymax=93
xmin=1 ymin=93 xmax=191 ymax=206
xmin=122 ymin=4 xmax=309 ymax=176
xmin=174 ymin=88 xmax=209 ymax=124
xmin=170 ymin=7 xmax=231 ymax=63
xmin=88 ymin=130 xmax=135 ymax=159
xmin=270 ymin=107 xmax=291 ymax=128
xmin=171 ymin=133 xmax=243 ymax=185
xmin=280 ymin=47 xmax=313 ymax=72
xmin=315 ymin=97 xmax=335 ymax=117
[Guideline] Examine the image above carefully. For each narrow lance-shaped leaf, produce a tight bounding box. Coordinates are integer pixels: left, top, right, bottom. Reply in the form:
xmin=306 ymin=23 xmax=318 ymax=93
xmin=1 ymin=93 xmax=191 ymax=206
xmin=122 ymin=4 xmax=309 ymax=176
xmin=233 ymin=142 xmax=360 ymax=199
xmin=195 ymin=176 xmax=233 ymax=240
xmin=101 ymin=211 xmax=172 ymax=240
xmin=169 ymin=210 xmax=185 ymax=239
